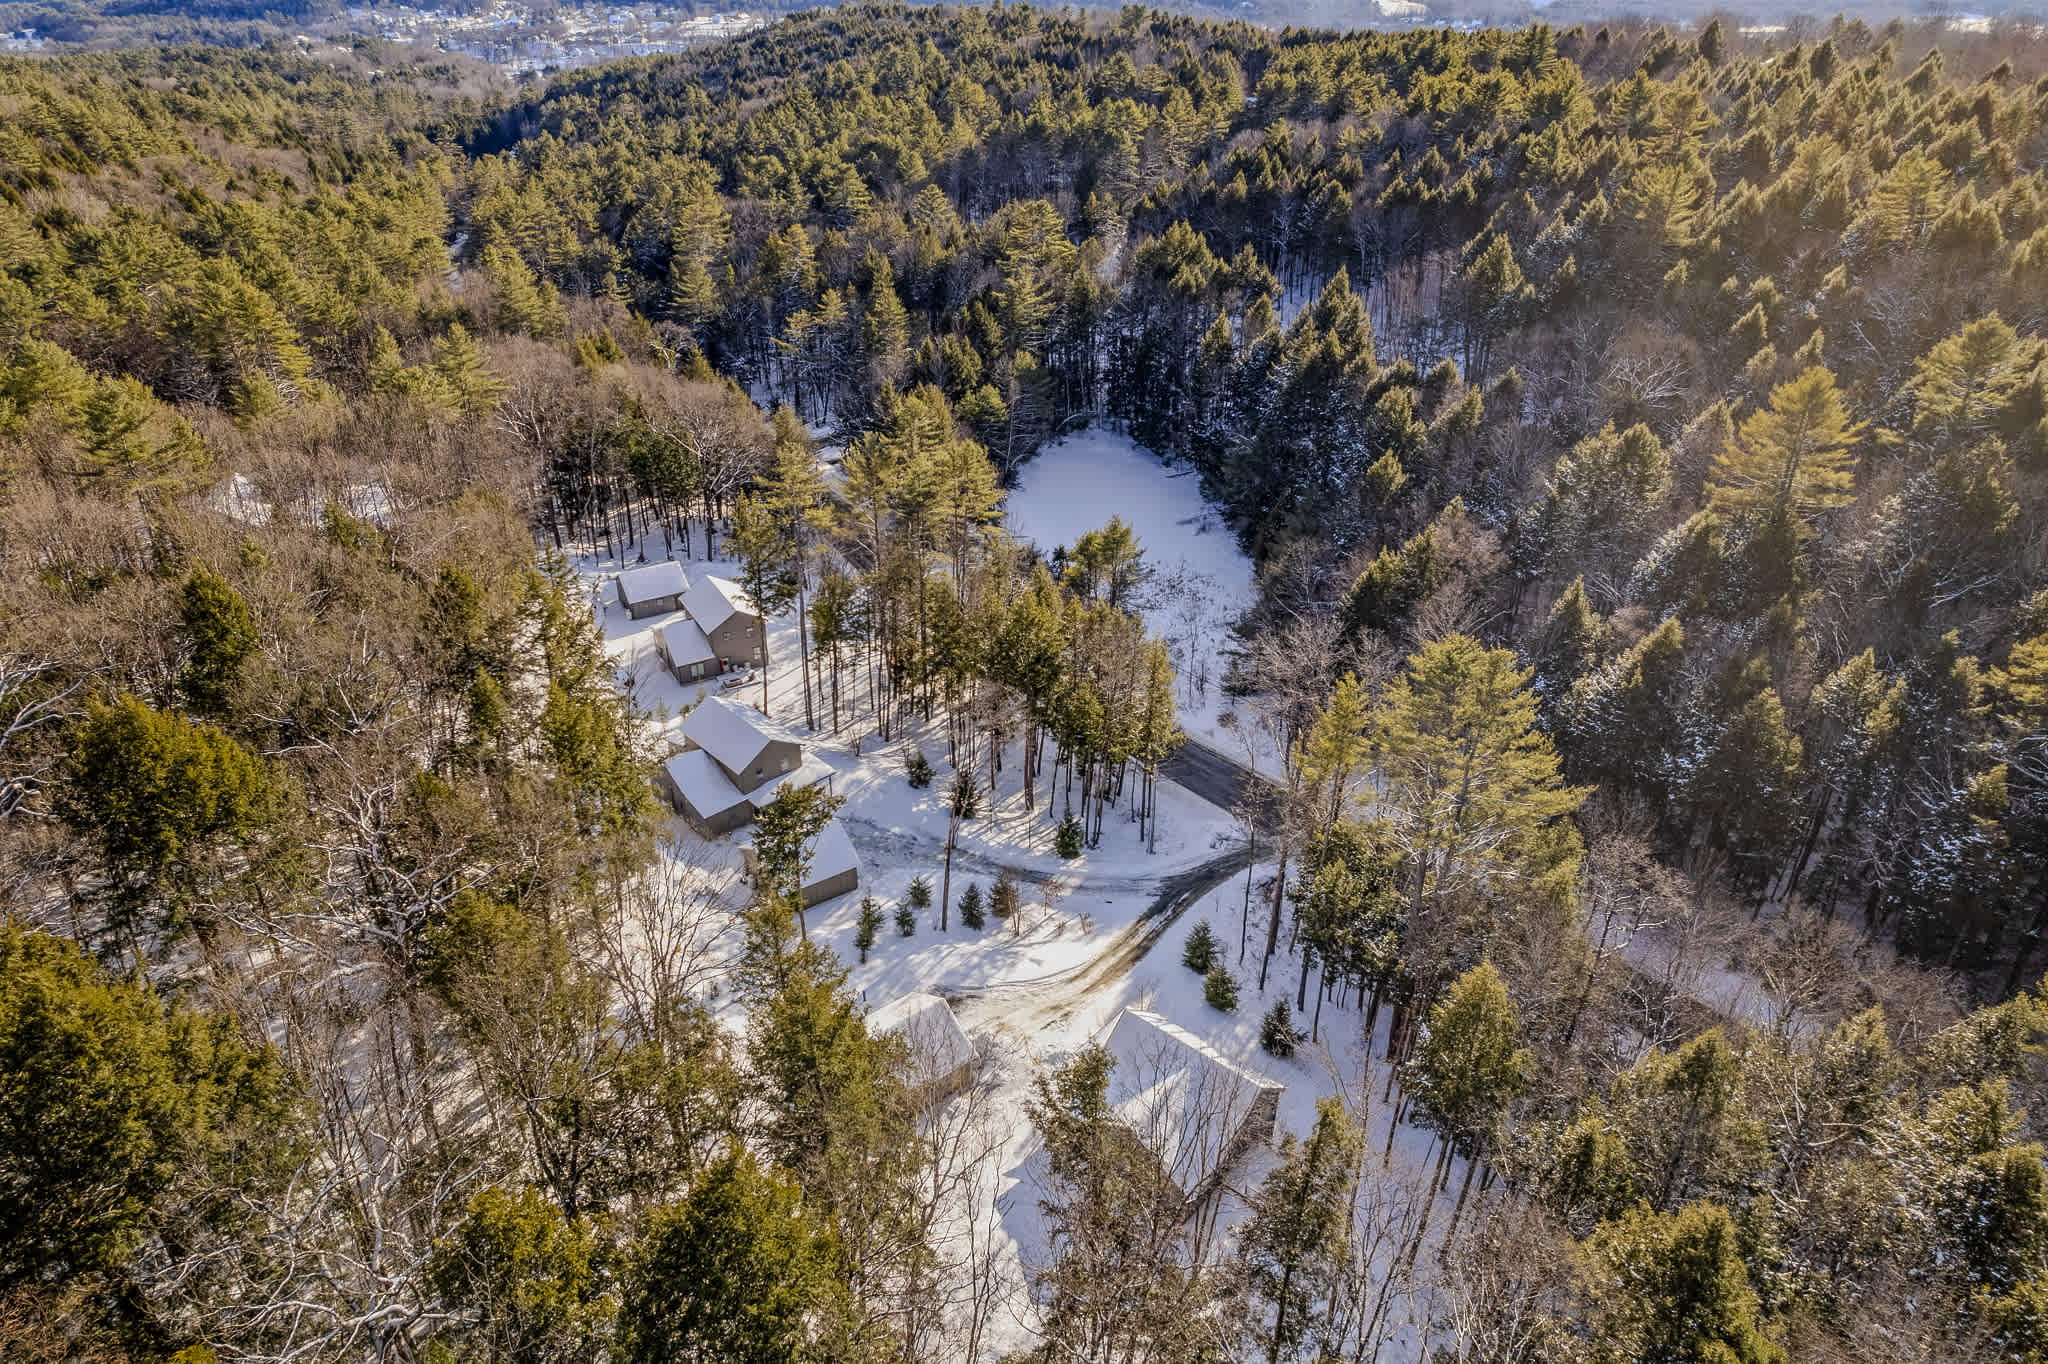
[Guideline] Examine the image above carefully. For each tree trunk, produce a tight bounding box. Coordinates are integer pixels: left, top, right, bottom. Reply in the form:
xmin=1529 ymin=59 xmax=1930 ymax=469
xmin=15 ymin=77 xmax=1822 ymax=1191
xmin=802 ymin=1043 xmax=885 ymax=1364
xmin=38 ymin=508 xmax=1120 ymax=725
xmin=941 ymin=812 xmax=957 ymax=932
xmin=1260 ymin=835 xmax=1290 ymax=990
xmin=1439 ymin=1156 xmax=1479 ymax=1257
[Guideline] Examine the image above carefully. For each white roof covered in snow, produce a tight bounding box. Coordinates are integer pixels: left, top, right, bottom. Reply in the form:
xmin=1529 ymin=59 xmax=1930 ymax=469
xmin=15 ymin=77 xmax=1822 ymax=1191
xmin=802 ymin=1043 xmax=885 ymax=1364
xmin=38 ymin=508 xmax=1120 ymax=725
xmin=803 ymin=816 xmax=859 ymax=887
xmin=869 ymin=991 xmax=973 ymax=1081
xmin=684 ymin=573 xmax=756 ymax=632
xmin=618 ymin=560 xmax=688 ymax=605
xmin=663 ymin=749 xmax=749 ymax=817
xmin=1100 ymin=1008 xmax=1283 ymax=1197
xmin=681 ymin=695 xmax=785 ymax=776
xmin=657 ymin=617 xmax=718 ymax=667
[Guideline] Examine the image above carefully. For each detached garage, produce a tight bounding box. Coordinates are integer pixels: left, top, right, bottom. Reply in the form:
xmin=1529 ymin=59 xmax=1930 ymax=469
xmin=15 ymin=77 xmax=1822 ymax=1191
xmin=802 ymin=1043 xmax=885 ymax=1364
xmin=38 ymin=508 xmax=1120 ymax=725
xmin=740 ymin=815 xmax=860 ymax=908
xmin=616 ymin=561 xmax=688 ymax=618
xmin=1098 ymin=1008 xmax=1284 ymax=1211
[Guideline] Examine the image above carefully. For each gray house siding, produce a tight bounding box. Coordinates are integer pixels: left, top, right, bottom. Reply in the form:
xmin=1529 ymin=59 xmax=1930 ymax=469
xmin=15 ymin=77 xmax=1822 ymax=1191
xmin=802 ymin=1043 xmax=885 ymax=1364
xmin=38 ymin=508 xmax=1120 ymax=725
xmin=800 ymin=865 xmax=859 ymax=907
xmin=658 ymin=641 xmax=718 ymax=684
xmin=709 ymin=614 xmax=766 ymax=669
xmin=722 ymin=737 xmax=802 ymax=794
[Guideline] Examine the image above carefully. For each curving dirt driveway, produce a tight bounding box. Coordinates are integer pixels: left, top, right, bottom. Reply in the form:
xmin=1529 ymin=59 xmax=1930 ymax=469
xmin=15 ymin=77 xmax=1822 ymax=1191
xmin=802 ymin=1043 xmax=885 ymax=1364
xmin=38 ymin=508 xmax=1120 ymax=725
xmin=949 ymin=847 xmax=1254 ymax=1032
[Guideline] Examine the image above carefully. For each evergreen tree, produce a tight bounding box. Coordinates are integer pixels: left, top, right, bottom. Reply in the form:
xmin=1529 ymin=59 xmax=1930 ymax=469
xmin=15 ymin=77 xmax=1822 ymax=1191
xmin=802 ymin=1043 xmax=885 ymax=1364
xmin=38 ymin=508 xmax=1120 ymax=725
xmin=177 ymin=563 xmax=259 ymax=719
xmin=1297 ymin=672 xmax=1371 ymax=828
xmin=729 ymin=494 xmax=798 ymax=713
xmin=619 ymin=1152 xmax=846 ymax=1364
xmin=1261 ymin=1002 xmax=1299 ymax=1058
xmin=1580 ymin=1202 xmax=1786 ymax=1364
xmin=431 ymin=323 xmax=505 ymax=418
xmin=1204 ymin=962 xmax=1240 ymax=1012
xmin=1183 ymin=920 xmax=1219 ymax=974
xmin=854 ymin=897 xmax=883 ymax=963
xmin=1609 ymin=1030 xmax=1762 ymax=1211
xmin=1055 ymin=812 xmax=1085 ymax=859
xmin=58 ymin=695 xmax=284 ymax=933
xmin=1372 ymin=637 xmax=1586 ymax=938
xmin=1238 ymin=1097 xmax=1361 ymax=1363
xmin=1708 ymin=366 xmax=1865 ymax=522
xmin=429 ymin=1184 xmax=612 ymax=1364
xmin=1404 ymin=962 xmax=1530 ymax=1194
xmin=992 ymin=867 xmax=1021 ymax=929
xmin=751 ymin=784 xmax=846 ymax=929
xmin=0 ymin=924 xmax=299 ymax=1286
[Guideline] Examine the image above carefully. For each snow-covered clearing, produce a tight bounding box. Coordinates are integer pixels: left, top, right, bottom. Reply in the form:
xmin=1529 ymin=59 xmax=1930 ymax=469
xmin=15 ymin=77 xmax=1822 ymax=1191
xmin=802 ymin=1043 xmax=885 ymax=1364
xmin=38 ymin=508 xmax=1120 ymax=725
xmin=1008 ymin=427 xmax=1282 ymax=772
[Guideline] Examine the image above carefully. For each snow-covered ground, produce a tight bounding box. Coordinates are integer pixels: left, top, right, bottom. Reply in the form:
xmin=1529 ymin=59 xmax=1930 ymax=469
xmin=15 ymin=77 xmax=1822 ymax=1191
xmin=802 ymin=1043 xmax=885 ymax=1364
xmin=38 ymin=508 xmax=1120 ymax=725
xmin=1008 ymin=427 xmax=1282 ymax=771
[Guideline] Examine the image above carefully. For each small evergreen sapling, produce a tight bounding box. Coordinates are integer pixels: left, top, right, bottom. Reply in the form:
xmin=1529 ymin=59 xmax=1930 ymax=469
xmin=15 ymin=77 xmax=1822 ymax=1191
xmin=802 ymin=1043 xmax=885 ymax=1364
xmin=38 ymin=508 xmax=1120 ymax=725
xmin=1204 ymin=962 xmax=1240 ymax=1013
xmin=895 ymin=902 xmax=916 ymax=936
xmin=1054 ymin=812 xmax=1085 ymax=859
xmin=907 ymin=875 xmax=933 ymax=909
xmin=1182 ymin=920 xmax=1219 ymax=974
xmin=906 ymin=751 xmax=934 ymax=788
xmin=1261 ymin=1002 xmax=1298 ymax=1057
xmin=854 ymin=897 xmax=883 ymax=963
xmin=958 ymin=882 xmax=985 ymax=930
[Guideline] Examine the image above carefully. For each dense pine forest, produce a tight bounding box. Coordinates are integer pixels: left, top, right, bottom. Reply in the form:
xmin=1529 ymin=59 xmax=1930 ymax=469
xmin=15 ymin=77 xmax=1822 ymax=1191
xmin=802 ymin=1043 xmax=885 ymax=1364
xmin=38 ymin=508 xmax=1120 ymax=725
xmin=3 ymin=8 xmax=2048 ymax=1363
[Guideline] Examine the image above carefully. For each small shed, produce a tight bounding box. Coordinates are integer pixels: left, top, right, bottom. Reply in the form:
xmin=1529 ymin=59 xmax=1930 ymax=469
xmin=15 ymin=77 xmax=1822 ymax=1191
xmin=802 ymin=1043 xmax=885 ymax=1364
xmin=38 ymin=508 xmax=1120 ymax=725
xmin=1099 ymin=1008 xmax=1284 ymax=1210
xmin=739 ymin=813 xmax=859 ymax=907
xmin=680 ymin=695 xmax=800 ymax=794
xmin=656 ymin=617 xmax=720 ymax=683
xmin=616 ymin=561 xmax=689 ymax=618
xmin=657 ymin=749 xmax=755 ymax=835
xmin=868 ymin=991 xmax=975 ymax=1097
xmin=798 ymin=816 xmax=860 ymax=907
xmin=684 ymin=574 xmax=766 ymax=669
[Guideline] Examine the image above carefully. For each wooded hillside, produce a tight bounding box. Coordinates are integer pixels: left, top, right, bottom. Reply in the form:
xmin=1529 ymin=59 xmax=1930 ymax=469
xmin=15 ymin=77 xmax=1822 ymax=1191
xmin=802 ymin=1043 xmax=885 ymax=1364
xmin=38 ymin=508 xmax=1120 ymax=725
xmin=1 ymin=11 xmax=2047 ymax=1362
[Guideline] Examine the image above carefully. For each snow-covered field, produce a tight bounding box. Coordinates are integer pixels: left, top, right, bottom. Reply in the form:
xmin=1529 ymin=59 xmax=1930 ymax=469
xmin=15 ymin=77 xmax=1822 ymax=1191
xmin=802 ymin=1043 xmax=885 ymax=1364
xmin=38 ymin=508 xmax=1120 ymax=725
xmin=1008 ymin=427 xmax=1280 ymax=770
